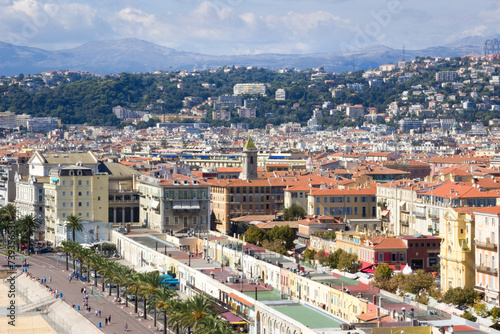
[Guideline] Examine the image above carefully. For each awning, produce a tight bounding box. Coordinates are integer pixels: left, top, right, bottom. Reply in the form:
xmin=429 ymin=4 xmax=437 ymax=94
xmin=151 ymin=200 xmax=160 ymax=210
xmin=221 ymin=311 xmax=246 ymax=324
xmin=381 ymin=210 xmax=390 ymax=217
xmin=135 ymin=265 xmax=157 ymax=273
xmin=50 ymin=177 xmax=59 ymax=182
xmin=229 ymin=293 xmax=253 ymax=307
xmin=173 ymin=201 xmax=200 ymax=210
xmin=359 ymin=261 xmax=374 ymax=272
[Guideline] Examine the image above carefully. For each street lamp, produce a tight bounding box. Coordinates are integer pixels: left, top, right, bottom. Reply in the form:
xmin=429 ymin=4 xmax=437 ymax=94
xmin=18 ymin=234 xmax=21 ymax=252
xmin=2 ymin=229 xmax=5 ymax=245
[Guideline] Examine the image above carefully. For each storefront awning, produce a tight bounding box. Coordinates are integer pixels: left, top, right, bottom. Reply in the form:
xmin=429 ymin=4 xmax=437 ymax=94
xmin=221 ymin=311 xmax=246 ymax=324
xmin=151 ymin=200 xmax=160 ymax=210
xmin=229 ymin=293 xmax=253 ymax=307
xmin=381 ymin=210 xmax=390 ymax=217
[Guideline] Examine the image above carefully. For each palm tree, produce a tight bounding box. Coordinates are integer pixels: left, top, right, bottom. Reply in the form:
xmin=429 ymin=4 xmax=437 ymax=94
xmin=18 ymin=214 xmax=40 ymax=254
xmin=197 ymin=314 xmax=234 ymax=334
xmin=65 ymin=214 xmax=83 ymax=242
xmin=168 ymin=299 xmax=188 ymax=334
xmin=141 ymin=271 xmax=167 ymax=325
xmin=181 ymin=294 xmax=217 ymax=333
xmin=139 ymin=271 xmax=162 ymax=326
xmin=125 ymin=271 xmax=141 ymax=311
xmin=59 ymin=240 xmax=76 ymax=271
xmin=152 ymin=286 xmax=178 ymax=334
xmin=102 ymin=261 xmax=117 ymax=296
xmin=0 ymin=204 xmax=17 ymax=246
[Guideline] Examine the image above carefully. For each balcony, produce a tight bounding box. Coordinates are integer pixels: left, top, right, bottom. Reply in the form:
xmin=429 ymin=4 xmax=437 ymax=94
xmin=475 ymin=265 xmax=498 ymax=276
xmin=401 ymin=220 xmax=409 ymax=226
xmin=413 ymin=211 xmax=426 ymax=219
xmin=475 ymin=240 xmax=497 ymax=251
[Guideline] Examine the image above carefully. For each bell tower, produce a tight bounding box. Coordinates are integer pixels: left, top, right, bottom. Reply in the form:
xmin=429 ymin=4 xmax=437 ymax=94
xmin=240 ymin=137 xmax=258 ymax=180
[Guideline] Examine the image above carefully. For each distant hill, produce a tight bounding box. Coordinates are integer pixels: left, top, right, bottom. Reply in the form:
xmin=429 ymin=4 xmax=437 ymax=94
xmin=0 ymin=37 xmax=496 ymax=76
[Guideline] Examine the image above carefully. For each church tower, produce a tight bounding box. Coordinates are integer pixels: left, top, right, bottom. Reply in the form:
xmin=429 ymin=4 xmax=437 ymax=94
xmin=240 ymin=137 xmax=258 ymax=180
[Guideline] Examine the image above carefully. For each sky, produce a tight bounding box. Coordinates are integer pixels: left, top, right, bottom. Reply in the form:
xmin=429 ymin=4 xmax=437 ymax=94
xmin=1 ymin=0 xmax=500 ymax=55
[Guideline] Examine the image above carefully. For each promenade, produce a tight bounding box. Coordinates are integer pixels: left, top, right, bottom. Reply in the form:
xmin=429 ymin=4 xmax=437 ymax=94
xmin=0 ymin=252 xmax=161 ymax=333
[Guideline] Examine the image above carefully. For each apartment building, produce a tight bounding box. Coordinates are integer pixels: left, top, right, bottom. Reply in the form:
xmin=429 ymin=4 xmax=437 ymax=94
xmin=138 ymin=174 xmax=211 ymax=234
xmin=43 ymin=165 xmax=109 ymax=245
xmin=233 ymin=83 xmax=266 ymax=96
xmin=307 ymin=188 xmax=377 ymax=220
xmin=473 ymin=207 xmax=500 ymax=305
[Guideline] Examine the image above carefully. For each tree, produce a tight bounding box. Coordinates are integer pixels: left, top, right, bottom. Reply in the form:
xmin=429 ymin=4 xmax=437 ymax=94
xmin=303 ymin=248 xmax=317 ymax=262
xmin=461 ymin=310 xmax=477 ymax=322
xmin=261 ymin=239 xmax=287 ymax=255
xmin=474 ymin=301 xmax=490 ymax=318
xmin=153 ymin=286 xmax=178 ymax=334
xmin=315 ymin=250 xmax=327 ymax=265
xmin=65 ymin=214 xmax=83 ymax=242
xmin=337 ymin=252 xmax=360 ymax=273
xmin=267 ymin=225 xmax=294 ymax=249
xmin=140 ymin=271 xmax=165 ymax=324
xmin=326 ymin=249 xmax=342 ymax=269
xmin=442 ymin=286 xmax=479 ymax=306
xmin=18 ymin=214 xmax=40 ymax=254
xmin=283 ymin=204 xmax=306 ymax=221
xmin=372 ymin=264 xmax=394 ymax=291
xmin=404 ymin=269 xmax=434 ymax=294
xmin=491 ymin=307 xmax=500 ymax=324
xmin=242 ymin=225 xmax=266 ymax=245
xmin=181 ymin=294 xmax=217 ymax=332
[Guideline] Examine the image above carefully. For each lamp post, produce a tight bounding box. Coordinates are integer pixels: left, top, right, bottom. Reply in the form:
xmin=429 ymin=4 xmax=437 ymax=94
xmin=18 ymin=234 xmax=21 ymax=252
xmin=2 ymin=229 xmax=5 ymax=246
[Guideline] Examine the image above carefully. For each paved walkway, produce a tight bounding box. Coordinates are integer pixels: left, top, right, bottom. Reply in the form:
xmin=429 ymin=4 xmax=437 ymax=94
xmin=0 ymin=252 xmax=163 ymax=333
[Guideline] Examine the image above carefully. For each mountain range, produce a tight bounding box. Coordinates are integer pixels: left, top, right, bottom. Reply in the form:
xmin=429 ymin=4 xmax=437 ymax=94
xmin=0 ymin=36 xmax=498 ymax=76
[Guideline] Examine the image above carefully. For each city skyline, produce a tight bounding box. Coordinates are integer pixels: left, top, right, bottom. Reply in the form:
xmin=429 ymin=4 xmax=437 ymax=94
xmin=1 ymin=0 xmax=500 ymax=55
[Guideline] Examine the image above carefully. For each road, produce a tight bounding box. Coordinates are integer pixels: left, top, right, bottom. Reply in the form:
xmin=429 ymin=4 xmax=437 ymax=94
xmin=1 ymin=251 xmax=162 ymax=333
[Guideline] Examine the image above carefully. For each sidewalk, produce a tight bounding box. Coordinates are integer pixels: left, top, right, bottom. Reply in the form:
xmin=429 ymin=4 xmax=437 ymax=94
xmin=0 ymin=253 xmax=160 ymax=333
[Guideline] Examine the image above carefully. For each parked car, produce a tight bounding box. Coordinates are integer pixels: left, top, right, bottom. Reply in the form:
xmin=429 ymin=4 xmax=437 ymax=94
xmin=127 ymin=294 xmax=136 ymax=301
xmin=90 ymin=272 xmax=102 ymax=278
xmin=40 ymin=248 xmax=53 ymax=253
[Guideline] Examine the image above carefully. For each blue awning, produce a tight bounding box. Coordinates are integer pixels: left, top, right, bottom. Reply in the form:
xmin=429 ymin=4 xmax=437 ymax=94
xmin=50 ymin=177 xmax=59 ymax=182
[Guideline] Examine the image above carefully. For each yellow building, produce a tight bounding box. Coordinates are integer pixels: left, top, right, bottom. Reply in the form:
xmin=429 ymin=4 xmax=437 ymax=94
xmin=43 ymin=165 xmax=109 ymax=245
xmin=440 ymin=207 xmax=476 ymax=292
xmin=307 ymin=187 xmax=378 ymax=219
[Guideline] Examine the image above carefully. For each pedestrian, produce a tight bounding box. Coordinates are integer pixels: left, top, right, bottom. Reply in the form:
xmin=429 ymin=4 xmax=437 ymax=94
xmin=99 ymin=310 xmax=101 ymax=317
xmin=96 ymin=310 xmax=98 ymax=317
xmin=108 ymin=315 xmax=111 ymax=323
xmin=81 ymin=288 xmax=84 ymax=294
xmin=91 ymin=287 xmax=93 ymax=295
xmin=49 ymin=276 xmax=52 ymax=282
xmin=84 ymin=287 xmax=86 ymax=294
xmin=105 ymin=318 xmax=108 ymax=326
xmin=125 ymin=323 xmax=128 ymax=332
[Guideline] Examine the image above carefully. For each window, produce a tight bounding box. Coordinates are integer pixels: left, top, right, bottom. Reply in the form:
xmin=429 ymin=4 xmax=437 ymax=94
xmin=354 ymin=207 xmax=358 ymax=215
xmin=392 ymin=253 xmax=396 ymax=261
xmin=78 ymin=202 xmax=82 ymax=207
xmin=361 ymin=197 xmax=367 ymax=203
xmin=70 ymin=203 xmax=73 ymax=207
xmin=70 ymin=192 xmax=73 ymax=196
xmin=86 ymin=180 xmax=89 ymax=185
xmin=316 ymin=207 xmax=320 ymax=215
xmin=63 ymin=203 xmax=66 ymax=207
xmin=78 ymin=180 xmax=82 ymax=186
xmin=98 ymin=196 xmax=100 ymax=201
xmin=174 ymin=217 xmax=179 ymax=225
xmin=86 ymin=191 xmax=89 ymax=196
xmin=316 ymin=197 xmax=320 ymax=203
xmin=78 ymin=192 xmax=82 ymax=196
xmin=409 ymin=243 xmax=413 ymax=247
xmin=492 ymin=232 xmax=496 ymax=244
xmin=427 ymin=243 xmax=430 ymax=247
xmin=346 ymin=197 xmax=350 ymax=203
xmin=354 ymin=197 xmax=358 ymax=203
xmin=193 ymin=216 xmax=197 ymax=225
xmin=86 ymin=213 xmax=89 ymax=217
xmin=379 ymin=253 xmax=383 ymax=262
xmin=62 ymin=213 xmax=66 ymax=218
xmin=324 ymin=197 xmax=327 ymax=203
xmin=324 ymin=207 xmax=328 ymax=215
xmin=183 ymin=217 xmax=187 ymax=226
xmin=62 ymin=191 xmax=66 ymax=196
xmin=62 ymin=181 xmax=66 ymax=185
xmin=86 ymin=202 xmax=89 ymax=207
xmin=371 ymin=196 xmax=376 ymax=202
